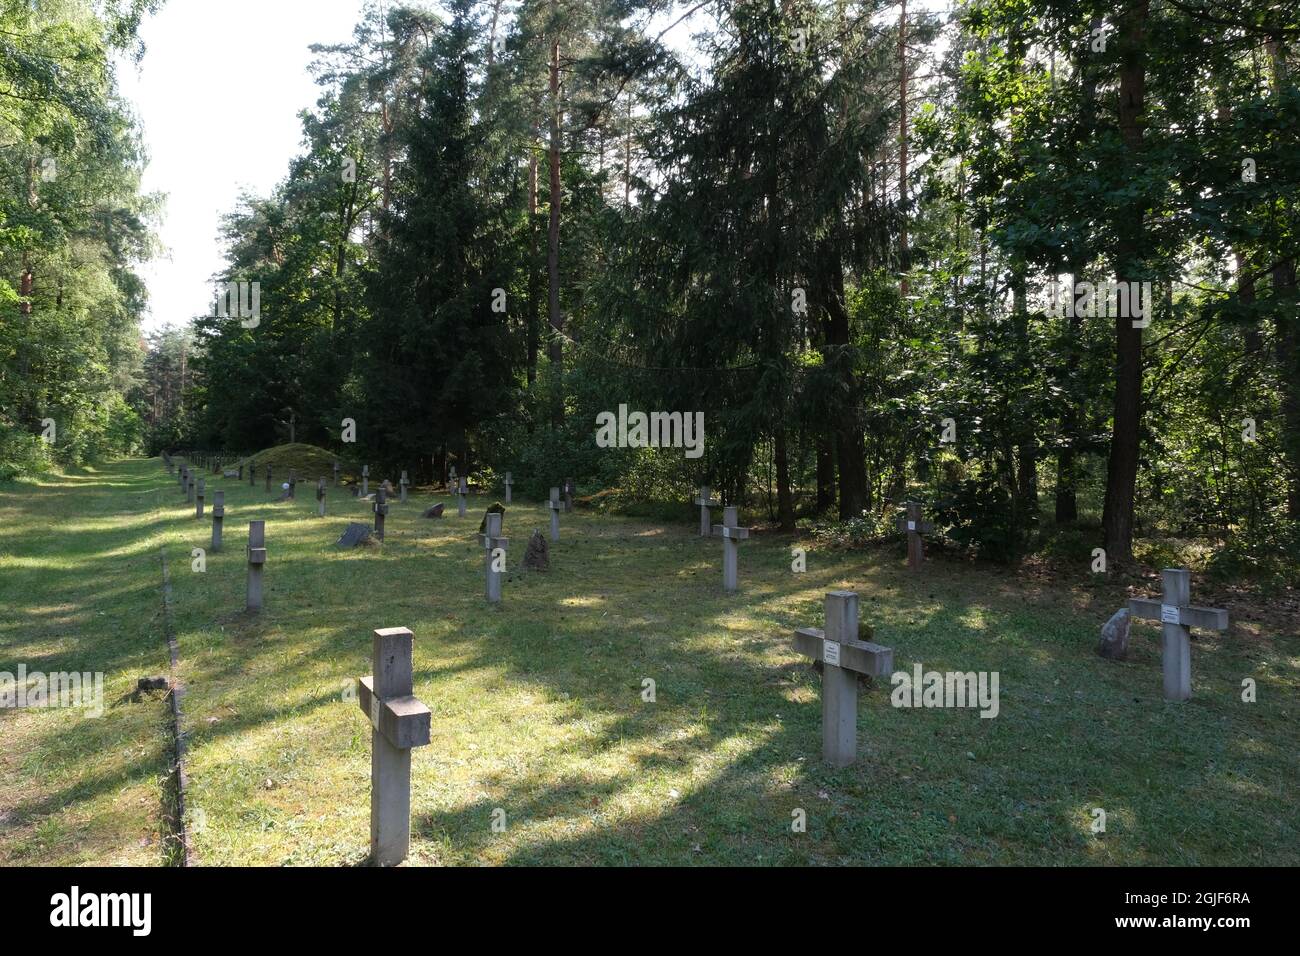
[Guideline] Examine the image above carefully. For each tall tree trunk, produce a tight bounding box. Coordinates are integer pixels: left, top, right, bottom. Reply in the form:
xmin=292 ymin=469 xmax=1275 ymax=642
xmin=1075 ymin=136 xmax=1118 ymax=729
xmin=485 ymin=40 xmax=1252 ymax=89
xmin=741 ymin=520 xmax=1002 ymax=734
xmin=815 ymin=434 xmax=835 ymax=512
xmin=1054 ymin=20 xmax=1101 ymax=525
xmin=775 ymin=427 xmax=795 ymax=532
xmin=1267 ymin=38 xmax=1300 ymax=518
xmin=547 ymin=30 xmax=564 ymax=427
xmin=898 ymin=0 xmax=909 ymax=299
xmin=527 ymin=115 xmax=541 ymax=390
xmin=815 ymin=249 xmax=869 ymax=519
xmin=1101 ymin=0 xmax=1150 ymax=563
xmin=1011 ymin=265 xmax=1038 ymax=524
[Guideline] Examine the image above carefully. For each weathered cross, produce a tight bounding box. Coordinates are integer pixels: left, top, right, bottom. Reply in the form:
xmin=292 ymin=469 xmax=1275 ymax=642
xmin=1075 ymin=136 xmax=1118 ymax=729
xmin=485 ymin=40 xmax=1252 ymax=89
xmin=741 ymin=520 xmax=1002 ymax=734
xmin=712 ymin=505 xmax=750 ymax=593
xmin=264 ymin=464 xmax=272 ymax=493
xmin=249 ymin=460 xmax=256 ymax=486
xmin=694 ymin=484 xmax=719 ymax=537
xmin=317 ymin=477 xmax=327 ymax=517
xmin=399 ymin=470 xmax=409 ymax=504
xmin=792 ymin=590 xmax=895 ymax=766
xmin=246 ymin=520 xmax=266 ymax=612
xmin=547 ymin=486 xmax=562 ymax=541
xmin=195 ymin=478 xmax=206 ymax=518
xmin=332 ymin=460 xmax=340 ymax=487
xmin=373 ymin=487 xmax=389 ymax=540
xmin=503 ymin=471 xmax=513 ymax=505
xmin=457 ymin=477 xmax=468 ymax=518
xmin=356 ymin=627 xmax=431 ymax=866
xmin=478 ymin=512 xmax=509 ymax=603
xmin=1128 ymin=568 xmax=1229 ymax=701
xmin=895 ymin=501 xmax=935 ymax=571
xmin=178 ymin=465 xmax=186 ymax=491
xmin=563 ymin=477 xmax=574 ymax=513
xmin=287 ymin=469 xmax=296 ymax=499
xmin=361 ymin=465 xmax=369 ymax=498
xmin=211 ymin=490 xmax=225 ymax=552
xmin=186 ymin=472 xmax=196 ymax=504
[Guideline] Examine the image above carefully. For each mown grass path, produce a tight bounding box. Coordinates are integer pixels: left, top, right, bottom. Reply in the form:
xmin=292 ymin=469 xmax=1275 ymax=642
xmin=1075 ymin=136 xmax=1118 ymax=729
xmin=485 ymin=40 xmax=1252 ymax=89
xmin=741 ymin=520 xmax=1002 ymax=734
xmin=2 ymin=457 xmax=1296 ymax=865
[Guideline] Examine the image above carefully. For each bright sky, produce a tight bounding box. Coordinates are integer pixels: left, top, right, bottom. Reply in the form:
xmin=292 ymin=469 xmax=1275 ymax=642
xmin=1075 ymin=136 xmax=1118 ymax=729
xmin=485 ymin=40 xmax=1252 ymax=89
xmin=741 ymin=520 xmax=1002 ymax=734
xmin=117 ymin=0 xmax=950 ymax=335
xmin=116 ymin=0 xmax=370 ymax=333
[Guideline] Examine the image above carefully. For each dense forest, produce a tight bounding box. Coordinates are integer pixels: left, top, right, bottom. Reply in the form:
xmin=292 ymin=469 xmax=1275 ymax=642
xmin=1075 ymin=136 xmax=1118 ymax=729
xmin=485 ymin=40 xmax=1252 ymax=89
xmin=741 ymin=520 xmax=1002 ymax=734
xmin=4 ymin=0 xmax=1298 ymax=578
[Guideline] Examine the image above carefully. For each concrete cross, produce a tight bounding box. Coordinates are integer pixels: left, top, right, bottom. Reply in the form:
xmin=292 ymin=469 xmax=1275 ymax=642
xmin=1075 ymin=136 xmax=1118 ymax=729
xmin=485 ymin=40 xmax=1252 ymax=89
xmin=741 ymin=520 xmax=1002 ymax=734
xmin=287 ymin=469 xmax=296 ymax=499
xmin=211 ymin=491 xmax=225 ymax=552
xmin=563 ymin=477 xmax=574 ymax=513
xmin=264 ymin=464 xmax=272 ymax=493
xmin=400 ymin=470 xmax=409 ymax=504
xmin=792 ymin=590 xmax=894 ymax=766
xmin=186 ymin=472 xmax=196 ymax=504
xmin=249 ymin=460 xmax=256 ymax=486
xmin=361 ymin=465 xmax=369 ymax=498
xmin=332 ymin=460 xmax=340 ymax=487
xmin=478 ymin=512 xmax=509 ymax=603
xmin=895 ymin=501 xmax=935 ymax=571
xmin=246 ymin=521 xmax=266 ymax=612
xmin=547 ymin=487 xmax=562 ymax=541
xmin=457 ymin=477 xmax=468 ymax=518
xmin=503 ymin=472 xmax=513 ymax=505
xmin=712 ymin=506 xmax=750 ymax=593
xmin=195 ymin=478 xmax=206 ymax=518
xmin=356 ymin=627 xmax=431 ymax=867
xmin=1128 ymin=568 xmax=1229 ymax=701
xmin=373 ymin=487 xmax=389 ymax=540
xmin=448 ymin=466 xmax=457 ymax=493
xmin=317 ymin=477 xmax=327 ymax=517
xmin=694 ymin=485 xmax=719 ymax=537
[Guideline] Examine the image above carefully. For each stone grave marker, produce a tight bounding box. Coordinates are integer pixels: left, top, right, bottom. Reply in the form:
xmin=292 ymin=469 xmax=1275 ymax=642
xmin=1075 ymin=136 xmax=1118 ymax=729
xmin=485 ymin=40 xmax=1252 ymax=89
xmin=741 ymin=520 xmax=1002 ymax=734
xmin=333 ymin=460 xmax=340 ymax=487
xmin=287 ymin=469 xmax=296 ymax=499
xmin=422 ymin=503 xmax=445 ymax=519
xmin=792 ymin=590 xmax=894 ymax=766
xmin=1098 ymin=608 xmax=1131 ymax=660
xmin=186 ymin=472 xmax=196 ymax=504
xmin=317 ymin=477 xmax=327 ymax=517
xmin=264 ymin=464 xmax=272 ymax=493
xmin=503 ymin=471 xmax=513 ymax=504
xmin=547 ymin=487 xmax=562 ymax=542
xmin=335 ymin=522 xmax=373 ymax=548
xmin=478 ymin=512 xmax=508 ymax=603
xmin=246 ymin=520 xmax=266 ymax=612
xmin=563 ymin=477 xmax=574 ymax=513
xmin=195 ymin=478 xmax=206 ymax=518
xmin=373 ymin=487 xmax=389 ymax=541
xmin=712 ymin=506 xmax=750 ymax=593
xmin=211 ymin=490 xmax=225 ymax=552
xmin=399 ymin=470 xmax=409 ymax=503
xmin=361 ymin=465 xmax=369 ymax=498
xmin=457 ymin=477 xmax=468 ymax=518
xmin=694 ymin=485 xmax=719 ymax=537
xmin=249 ymin=460 xmax=256 ymax=486
xmin=523 ymin=529 xmax=549 ymax=571
xmin=1128 ymin=568 xmax=1229 ymax=701
xmin=895 ymin=501 xmax=935 ymax=571
xmin=355 ymin=627 xmax=431 ymax=866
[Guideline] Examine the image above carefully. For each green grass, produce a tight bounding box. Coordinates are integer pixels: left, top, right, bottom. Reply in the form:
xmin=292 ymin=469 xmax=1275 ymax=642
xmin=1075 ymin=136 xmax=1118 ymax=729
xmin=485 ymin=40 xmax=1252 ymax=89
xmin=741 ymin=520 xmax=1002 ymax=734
xmin=2 ymin=457 xmax=1297 ymax=865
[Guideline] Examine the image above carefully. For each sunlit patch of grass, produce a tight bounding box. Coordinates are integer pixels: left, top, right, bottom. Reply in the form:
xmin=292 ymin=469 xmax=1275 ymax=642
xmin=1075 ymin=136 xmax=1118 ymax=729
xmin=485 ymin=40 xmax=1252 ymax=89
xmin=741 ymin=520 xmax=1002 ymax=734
xmin=3 ymin=457 xmax=1298 ymax=865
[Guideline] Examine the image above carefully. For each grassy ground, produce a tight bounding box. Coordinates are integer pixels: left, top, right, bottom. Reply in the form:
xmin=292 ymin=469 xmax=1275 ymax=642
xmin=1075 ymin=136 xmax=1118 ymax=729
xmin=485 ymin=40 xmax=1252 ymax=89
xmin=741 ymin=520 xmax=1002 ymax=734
xmin=2 ymin=456 xmax=1296 ymax=866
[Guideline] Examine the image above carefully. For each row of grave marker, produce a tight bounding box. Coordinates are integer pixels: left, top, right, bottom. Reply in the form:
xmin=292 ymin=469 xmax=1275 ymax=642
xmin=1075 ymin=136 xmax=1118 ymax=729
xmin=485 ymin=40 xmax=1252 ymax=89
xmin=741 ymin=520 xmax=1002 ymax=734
xmin=164 ymin=456 xmax=1231 ymax=865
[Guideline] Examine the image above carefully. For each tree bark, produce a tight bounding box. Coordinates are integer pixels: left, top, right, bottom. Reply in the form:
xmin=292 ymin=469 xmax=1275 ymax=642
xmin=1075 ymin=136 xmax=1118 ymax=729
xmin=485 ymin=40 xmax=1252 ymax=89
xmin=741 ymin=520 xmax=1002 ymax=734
xmin=815 ymin=433 xmax=835 ymax=512
xmin=1101 ymin=0 xmax=1150 ymax=563
xmin=547 ymin=30 xmax=564 ymax=427
xmin=775 ymin=427 xmax=795 ymax=532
